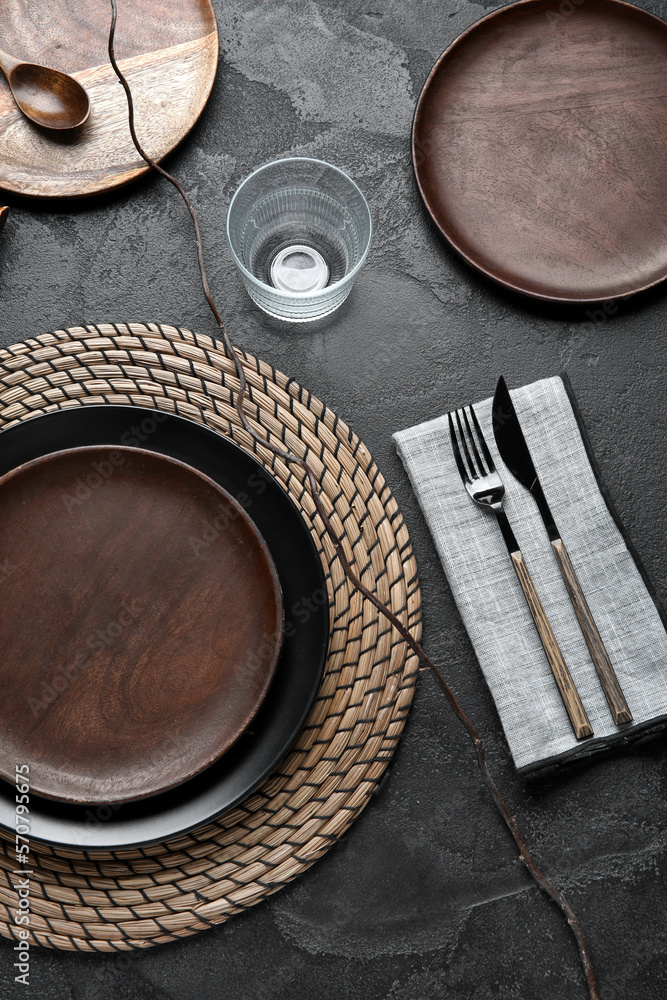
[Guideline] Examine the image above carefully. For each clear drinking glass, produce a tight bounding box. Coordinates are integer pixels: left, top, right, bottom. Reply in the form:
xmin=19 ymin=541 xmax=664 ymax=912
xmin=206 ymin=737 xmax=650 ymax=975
xmin=226 ymin=157 xmax=372 ymax=323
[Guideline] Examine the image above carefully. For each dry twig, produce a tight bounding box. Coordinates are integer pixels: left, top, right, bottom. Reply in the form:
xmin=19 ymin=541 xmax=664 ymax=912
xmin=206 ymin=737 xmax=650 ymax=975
xmin=107 ymin=4 xmax=600 ymax=996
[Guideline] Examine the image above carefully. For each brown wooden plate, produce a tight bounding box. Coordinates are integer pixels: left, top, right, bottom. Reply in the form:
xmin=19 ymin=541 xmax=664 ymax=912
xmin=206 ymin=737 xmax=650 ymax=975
xmin=0 ymin=0 xmax=218 ymax=198
xmin=0 ymin=406 xmax=327 ymax=849
xmin=0 ymin=446 xmax=283 ymax=804
xmin=413 ymin=0 xmax=667 ymax=303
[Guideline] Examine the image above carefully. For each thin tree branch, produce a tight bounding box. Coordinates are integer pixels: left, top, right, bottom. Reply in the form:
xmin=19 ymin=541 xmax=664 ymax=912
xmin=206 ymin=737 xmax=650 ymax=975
xmin=107 ymin=5 xmax=599 ymax=996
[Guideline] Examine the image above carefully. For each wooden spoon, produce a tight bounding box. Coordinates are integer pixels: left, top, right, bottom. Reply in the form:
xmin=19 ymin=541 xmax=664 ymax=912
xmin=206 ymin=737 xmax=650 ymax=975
xmin=0 ymin=47 xmax=90 ymax=130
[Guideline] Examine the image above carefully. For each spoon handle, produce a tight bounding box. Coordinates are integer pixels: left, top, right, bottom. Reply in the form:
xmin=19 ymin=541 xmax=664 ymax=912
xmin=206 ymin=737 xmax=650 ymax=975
xmin=0 ymin=48 xmax=20 ymax=76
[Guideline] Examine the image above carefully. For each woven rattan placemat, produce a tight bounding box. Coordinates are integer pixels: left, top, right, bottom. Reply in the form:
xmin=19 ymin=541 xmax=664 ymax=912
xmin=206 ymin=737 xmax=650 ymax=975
xmin=0 ymin=323 xmax=421 ymax=952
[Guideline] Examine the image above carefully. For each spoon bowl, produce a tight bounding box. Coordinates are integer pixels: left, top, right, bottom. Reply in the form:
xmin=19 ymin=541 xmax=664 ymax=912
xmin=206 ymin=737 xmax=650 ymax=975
xmin=0 ymin=49 xmax=90 ymax=131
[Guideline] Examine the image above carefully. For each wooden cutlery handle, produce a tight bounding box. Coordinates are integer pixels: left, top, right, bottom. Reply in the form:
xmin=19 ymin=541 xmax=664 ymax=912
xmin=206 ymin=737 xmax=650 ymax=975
xmin=551 ymin=538 xmax=632 ymax=725
xmin=510 ymin=550 xmax=593 ymax=740
xmin=0 ymin=48 xmax=20 ymax=75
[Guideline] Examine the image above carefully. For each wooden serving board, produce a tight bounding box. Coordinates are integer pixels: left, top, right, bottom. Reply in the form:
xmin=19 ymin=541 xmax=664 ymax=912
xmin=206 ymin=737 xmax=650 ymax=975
xmin=0 ymin=0 xmax=218 ymax=198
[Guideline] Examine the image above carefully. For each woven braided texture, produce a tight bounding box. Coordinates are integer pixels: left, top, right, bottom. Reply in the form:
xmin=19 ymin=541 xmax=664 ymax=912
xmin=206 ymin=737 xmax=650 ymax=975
xmin=0 ymin=323 xmax=421 ymax=952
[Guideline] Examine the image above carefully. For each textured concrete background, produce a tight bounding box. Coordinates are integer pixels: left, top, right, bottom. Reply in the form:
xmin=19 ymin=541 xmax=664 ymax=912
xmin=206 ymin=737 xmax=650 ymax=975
xmin=0 ymin=1 xmax=666 ymax=997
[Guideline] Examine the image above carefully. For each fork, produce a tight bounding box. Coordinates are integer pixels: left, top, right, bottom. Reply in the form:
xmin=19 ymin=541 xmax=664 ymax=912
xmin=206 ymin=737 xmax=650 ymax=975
xmin=449 ymin=405 xmax=593 ymax=741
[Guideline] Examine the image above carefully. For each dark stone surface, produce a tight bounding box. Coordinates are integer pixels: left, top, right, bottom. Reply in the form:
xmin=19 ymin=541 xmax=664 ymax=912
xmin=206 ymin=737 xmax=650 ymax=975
xmin=0 ymin=1 xmax=666 ymax=997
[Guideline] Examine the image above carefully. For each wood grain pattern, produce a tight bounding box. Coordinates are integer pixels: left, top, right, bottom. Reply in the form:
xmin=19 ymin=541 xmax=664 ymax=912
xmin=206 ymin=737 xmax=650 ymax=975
xmin=0 ymin=0 xmax=218 ymax=197
xmin=0 ymin=446 xmax=283 ymax=805
xmin=551 ymin=538 xmax=632 ymax=725
xmin=413 ymin=0 xmax=667 ymax=302
xmin=510 ymin=549 xmax=593 ymax=740
xmin=0 ymin=46 xmax=90 ymax=130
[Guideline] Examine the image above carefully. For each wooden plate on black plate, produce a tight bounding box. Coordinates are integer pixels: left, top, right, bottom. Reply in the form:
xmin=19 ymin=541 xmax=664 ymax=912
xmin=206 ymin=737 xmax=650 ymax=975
xmin=0 ymin=404 xmax=329 ymax=850
xmin=0 ymin=446 xmax=283 ymax=805
xmin=413 ymin=0 xmax=667 ymax=302
xmin=0 ymin=407 xmax=328 ymax=848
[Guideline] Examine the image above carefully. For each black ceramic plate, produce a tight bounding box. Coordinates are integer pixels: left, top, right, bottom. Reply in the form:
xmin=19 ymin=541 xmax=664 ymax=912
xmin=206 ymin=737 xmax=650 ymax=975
xmin=0 ymin=406 xmax=329 ymax=849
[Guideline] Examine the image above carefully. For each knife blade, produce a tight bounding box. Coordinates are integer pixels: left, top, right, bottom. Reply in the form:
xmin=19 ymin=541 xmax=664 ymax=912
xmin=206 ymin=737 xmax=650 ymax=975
xmin=492 ymin=376 xmax=632 ymax=726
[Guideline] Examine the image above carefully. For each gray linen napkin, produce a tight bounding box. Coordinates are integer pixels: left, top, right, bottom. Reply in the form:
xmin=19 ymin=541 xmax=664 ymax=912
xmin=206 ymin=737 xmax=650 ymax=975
xmin=393 ymin=375 xmax=667 ymax=772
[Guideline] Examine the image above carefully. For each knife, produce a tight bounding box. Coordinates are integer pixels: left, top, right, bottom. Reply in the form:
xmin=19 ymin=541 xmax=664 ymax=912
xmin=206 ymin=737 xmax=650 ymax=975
xmin=492 ymin=376 xmax=632 ymax=726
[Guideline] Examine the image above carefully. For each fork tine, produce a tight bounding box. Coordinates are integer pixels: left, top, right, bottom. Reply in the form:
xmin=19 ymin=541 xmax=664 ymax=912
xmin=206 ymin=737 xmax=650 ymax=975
xmin=448 ymin=411 xmax=470 ymax=484
xmin=454 ymin=409 xmax=478 ymax=479
xmin=468 ymin=405 xmax=496 ymax=473
xmin=462 ymin=407 xmax=486 ymax=476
